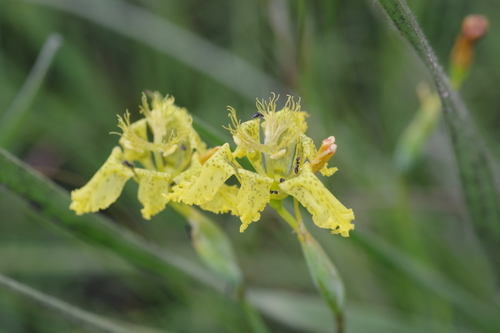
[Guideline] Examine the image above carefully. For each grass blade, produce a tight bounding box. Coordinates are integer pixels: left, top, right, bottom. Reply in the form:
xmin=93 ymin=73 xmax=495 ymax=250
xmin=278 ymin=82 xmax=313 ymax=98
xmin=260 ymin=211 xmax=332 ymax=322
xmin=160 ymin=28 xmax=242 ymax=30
xmin=0 ymin=273 xmax=169 ymax=333
xmin=351 ymin=230 xmax=500 ymax=332
xmin=376 ymin=0 xmax=500 ymax=261
xmin=20 ymin=0 xmax=288 ymax=100
xmin=0 ymin=33 xmax=62 ymax=146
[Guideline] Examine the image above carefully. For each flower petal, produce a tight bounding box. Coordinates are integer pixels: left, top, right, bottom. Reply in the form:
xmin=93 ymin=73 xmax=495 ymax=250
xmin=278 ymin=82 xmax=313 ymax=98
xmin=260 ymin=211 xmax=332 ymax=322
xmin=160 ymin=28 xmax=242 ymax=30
xmin=279 ymin=163 xmax=354 ymax=236
xmin=135 ymin=168 xmax=171 ymax=220
xmin=70 ymin=147 xmax=134 ymax=215
xmin=237 ymin=169 xmax=273 ymax=232
xmin=200 ymin=184 xmax=239 ymax=215
xmin=168 ymin=143 xmax=237 ymax=205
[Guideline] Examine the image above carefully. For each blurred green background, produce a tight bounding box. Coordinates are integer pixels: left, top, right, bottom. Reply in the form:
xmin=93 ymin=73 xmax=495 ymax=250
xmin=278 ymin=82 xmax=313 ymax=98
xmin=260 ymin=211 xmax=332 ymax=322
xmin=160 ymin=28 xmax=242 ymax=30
xmin=1 ymin=0 xmax=499 ymax=332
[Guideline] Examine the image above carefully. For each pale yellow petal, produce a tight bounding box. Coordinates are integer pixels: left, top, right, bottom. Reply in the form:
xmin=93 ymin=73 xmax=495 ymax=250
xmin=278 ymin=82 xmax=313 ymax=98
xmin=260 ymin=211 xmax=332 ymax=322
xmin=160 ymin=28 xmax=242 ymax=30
xmin=296 ymin=133 xmax=317 ymax=163
xmin=168 ymin=143 xmax=237 ymax=205
xmin=200 ymin=184 xmax=239 ymax=215
xmin=279 ymin=163 xmax=354 ymax=237
xmin=319 ymin=164 xmax=338 ymax=177
xmin=237 ymin=169 xmax=273 ymax=232
xmin=172 ymin=151 xmax=203 ymax=184
xmin=70 ymin=147 xmax=134 ymax=215
xmin=135 ymin=168 xmax=171 ymax=220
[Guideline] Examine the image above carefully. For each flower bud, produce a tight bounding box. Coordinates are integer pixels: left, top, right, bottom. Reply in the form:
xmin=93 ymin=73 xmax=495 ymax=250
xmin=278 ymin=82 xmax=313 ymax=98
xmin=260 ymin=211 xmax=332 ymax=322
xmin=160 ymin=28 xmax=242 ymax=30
xmin=299 ymin=224 xmax=345 ymax=327
xmin=450 ymin=15 xmax=489 ymax=88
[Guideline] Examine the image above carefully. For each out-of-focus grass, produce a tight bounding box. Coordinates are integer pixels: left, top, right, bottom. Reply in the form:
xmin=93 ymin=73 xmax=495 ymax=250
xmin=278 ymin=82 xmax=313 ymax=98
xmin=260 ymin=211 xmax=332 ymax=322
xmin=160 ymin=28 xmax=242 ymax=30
xmin=1 ymin=0 xmax=500 ymax=332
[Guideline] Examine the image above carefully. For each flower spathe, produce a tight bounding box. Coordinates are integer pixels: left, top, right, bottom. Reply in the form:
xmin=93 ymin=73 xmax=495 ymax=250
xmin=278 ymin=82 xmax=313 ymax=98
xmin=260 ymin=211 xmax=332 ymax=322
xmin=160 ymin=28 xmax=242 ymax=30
xmin=169 ymin=95 xmax=355 ymax=236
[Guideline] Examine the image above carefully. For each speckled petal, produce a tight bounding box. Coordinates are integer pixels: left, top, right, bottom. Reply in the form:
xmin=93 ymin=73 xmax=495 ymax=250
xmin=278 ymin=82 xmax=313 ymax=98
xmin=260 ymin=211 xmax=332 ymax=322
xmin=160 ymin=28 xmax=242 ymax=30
xmin=297 ymin=133 xmax=317 ymax=162
xmin=237 ymin=169 xmax=273 ymax=232
xmin=135 ymin=168 xmax=171 ymax=220
xmin=200 ymin=184 xmax=239 ymax=215
xmin=168 ymin=143 xmax=237 ymax=205
xmin=279 ymin=163 xmax=354 ymax=237
xmin=70 ymin=147 xmax=134 ymax=215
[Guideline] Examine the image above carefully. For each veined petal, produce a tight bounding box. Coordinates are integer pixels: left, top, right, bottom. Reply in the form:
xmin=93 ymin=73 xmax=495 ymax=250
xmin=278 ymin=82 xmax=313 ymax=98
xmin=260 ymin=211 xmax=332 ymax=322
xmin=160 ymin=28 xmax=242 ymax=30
xmin=237 ymin=169 xmax=273 ymax=232
xmin=168 ymin=143 xmax=237 ymax=205
xmin=135 ymin=168 xmax=171 ymax=220
xmin=70 ymin=147 xmax=134 ymax=215
xmin=279 ymin=163 xmax=354 ymax=237
xmin=200 ymin=184 xmax=239 ymax=215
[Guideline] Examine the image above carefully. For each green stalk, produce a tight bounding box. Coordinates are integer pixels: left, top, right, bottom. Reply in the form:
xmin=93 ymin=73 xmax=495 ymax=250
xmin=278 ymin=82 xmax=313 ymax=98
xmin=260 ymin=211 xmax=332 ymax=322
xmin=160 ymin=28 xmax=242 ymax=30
xmin=271 ymin=201 xmax=345 ymax=332
xmin=269 ymin=200 xmax=300 ymax=233
xmin=376 ymin=0 xmax=500 ymax=268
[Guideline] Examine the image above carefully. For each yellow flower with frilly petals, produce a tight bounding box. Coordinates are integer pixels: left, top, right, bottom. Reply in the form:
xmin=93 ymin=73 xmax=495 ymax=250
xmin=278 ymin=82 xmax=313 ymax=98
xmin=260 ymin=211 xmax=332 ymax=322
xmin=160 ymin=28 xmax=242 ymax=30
xmin=169 ymin=95 xmax=355 ymax=236
xmin=70 ymin=92 xmax=234 ymax=219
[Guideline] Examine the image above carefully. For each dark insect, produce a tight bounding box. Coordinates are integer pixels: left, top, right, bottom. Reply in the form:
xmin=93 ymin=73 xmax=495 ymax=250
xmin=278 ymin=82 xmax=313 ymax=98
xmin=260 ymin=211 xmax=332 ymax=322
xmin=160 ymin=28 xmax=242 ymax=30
xmin=122 ymin=160 xmax=134 ymax=169
xmin=294 ymin=157 xmax=301 ymax=174
xmin=279 ymin=178 xmax=285 ymax=183
xmin=252 ymin=112 xmax=264 ymax=118
xmin=270 ymin=190 xmax=279 ymax=194
xmin=181 ymin=144 xmax=187 ymax=151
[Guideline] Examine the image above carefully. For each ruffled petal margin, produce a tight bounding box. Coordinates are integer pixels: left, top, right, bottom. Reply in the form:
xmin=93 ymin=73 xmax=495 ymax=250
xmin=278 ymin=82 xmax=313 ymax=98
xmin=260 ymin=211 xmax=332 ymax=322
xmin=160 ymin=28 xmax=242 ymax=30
xmin=70 ymin=147 xmax=134 ymax=215
xmin=279 ymin=163 xmax=354 ymax=236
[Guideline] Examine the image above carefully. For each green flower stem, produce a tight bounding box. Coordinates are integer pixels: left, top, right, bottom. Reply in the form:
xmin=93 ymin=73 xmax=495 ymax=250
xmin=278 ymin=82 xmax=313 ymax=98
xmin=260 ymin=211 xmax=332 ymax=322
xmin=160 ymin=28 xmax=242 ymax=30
xmin=270 ymin=200 xmax=300 ymax=234
xmin=293 ymin=198 xmax=303 ymax=224
xmin=169 ymin=202 xmax=270 ymax=333
xmin=271 ymin=200 xmax=345 ymax=333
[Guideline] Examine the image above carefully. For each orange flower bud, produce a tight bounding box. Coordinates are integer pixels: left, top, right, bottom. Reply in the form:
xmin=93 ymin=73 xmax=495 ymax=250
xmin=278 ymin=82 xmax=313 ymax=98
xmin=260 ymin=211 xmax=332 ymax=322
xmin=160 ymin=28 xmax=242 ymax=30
xmin=311 ymin=136 xmax=337 ymax=173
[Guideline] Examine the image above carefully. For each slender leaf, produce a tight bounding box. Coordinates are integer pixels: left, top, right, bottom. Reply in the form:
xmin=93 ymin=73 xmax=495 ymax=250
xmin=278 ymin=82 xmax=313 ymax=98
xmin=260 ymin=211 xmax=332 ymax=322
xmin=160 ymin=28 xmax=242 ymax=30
xmin=376 ymin=0 xmax=500 ymax=261
xmin=351 ymin=230 xmax=500 ymax=332
xmin=19 ymin=0 xmax=289 ymax=100
xmin=0 ymin=273 xmax=173 ymax=333
xmin=0 ymin=33 xmax=62 ymax=146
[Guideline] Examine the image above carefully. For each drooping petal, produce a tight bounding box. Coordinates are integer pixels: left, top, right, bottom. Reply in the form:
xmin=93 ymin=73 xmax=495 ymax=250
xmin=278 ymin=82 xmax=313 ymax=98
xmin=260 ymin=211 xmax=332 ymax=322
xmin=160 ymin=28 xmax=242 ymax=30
xmin=279 ymin=163 xmax=354 ymax=237
xmin=168 ymin=143 xmax=238 ymax=205
xmin=135 ymin=168 xmax=171 ymax=220
xmin=70 ymin=147 xmax=134 ymax=215
xmin=200 ymin=184 xmax=239 ymax=215
xmin=237 ymin=169 xmax=273 ymax=232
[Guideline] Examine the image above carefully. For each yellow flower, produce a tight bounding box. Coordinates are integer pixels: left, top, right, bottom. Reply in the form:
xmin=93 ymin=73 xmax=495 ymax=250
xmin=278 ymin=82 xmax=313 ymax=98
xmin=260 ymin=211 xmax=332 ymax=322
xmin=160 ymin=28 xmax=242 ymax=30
xmin=70 ymin=92 xmax=223 ymax=219
xmin=169 ymin=95 xmax=355 ymax=236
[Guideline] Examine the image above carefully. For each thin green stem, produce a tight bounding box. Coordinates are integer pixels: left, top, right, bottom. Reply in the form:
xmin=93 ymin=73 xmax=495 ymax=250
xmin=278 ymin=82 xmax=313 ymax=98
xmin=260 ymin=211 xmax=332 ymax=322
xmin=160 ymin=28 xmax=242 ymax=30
xmin=269 ymin=200 xmax=300 ymax=234
xmin=293 ymin=197 xmax=303 ymax=224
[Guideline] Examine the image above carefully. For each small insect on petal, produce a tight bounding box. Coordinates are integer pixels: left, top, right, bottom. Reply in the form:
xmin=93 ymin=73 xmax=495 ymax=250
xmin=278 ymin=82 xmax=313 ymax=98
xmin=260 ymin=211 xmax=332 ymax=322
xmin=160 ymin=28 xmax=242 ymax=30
xmin=252 ymin=112 xmax=264 ymax=118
